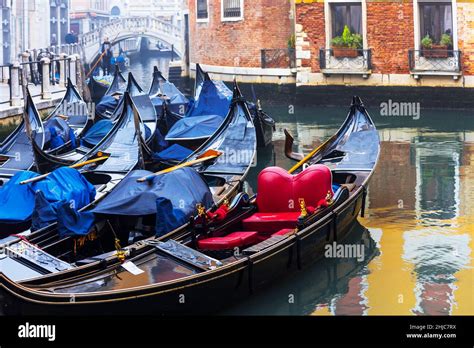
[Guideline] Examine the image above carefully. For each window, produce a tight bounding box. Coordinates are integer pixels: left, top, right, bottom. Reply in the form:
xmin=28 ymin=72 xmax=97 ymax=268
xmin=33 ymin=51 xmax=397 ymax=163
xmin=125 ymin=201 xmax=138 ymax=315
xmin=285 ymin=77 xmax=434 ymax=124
xmin=419 ymin=3 xmax=452 ymax=44
xmin=197 ymin=0 xmax=208 ymax=21
xmin=222 ymin=0 xmax=243 ymax=21
xmin=331 ymin=3 xmax=362 ymax=38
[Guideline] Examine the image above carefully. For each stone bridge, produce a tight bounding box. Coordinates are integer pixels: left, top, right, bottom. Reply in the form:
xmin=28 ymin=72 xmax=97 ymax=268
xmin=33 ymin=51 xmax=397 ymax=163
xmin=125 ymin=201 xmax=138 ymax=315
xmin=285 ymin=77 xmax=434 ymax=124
xmin=79 ymin=16 xmax=183 ymax=64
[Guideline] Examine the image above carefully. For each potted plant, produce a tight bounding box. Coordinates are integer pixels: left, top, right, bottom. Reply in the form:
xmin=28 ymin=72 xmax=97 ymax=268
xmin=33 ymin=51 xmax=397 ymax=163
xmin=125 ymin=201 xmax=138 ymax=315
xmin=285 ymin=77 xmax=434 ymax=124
xmin=331 ymin=25 xmax=363 ymax=58
xmin=421 ymin=34 xmax=451 ymax=58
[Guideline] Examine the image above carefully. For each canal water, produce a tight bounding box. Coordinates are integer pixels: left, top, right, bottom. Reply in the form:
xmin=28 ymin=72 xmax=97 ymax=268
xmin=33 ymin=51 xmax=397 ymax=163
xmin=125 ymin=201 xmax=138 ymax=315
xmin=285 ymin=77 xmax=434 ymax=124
xmin=1 ymin=55 xmax=472 ymax=315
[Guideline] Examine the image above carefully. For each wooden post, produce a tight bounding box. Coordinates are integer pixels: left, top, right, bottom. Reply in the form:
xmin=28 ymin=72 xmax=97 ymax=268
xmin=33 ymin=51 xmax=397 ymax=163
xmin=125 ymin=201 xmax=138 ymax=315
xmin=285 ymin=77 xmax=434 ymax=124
xmin=10 ymin=61 xmax=21 ymax=107
xmin=41 ymin=57 xmax=52 ymax=100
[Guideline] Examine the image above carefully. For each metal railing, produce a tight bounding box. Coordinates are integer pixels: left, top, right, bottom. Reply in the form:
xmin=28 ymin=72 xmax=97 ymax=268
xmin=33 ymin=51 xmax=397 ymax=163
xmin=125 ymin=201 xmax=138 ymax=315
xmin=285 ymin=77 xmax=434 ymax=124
xmin=0 ymin=52 xmax=81 ymax=107
xmin=408 ymin=49 xmax=462 ymax=73
xmin=319 ymin=48 xmax=372 ymax=72
xmin=261 ymin=48 xmax=296 ymax=69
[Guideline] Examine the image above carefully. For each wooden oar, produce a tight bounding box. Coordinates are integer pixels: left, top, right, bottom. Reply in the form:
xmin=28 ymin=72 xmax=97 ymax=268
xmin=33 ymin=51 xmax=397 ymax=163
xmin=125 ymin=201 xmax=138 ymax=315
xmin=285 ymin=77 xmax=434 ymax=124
xmin=288 ymin=133 xmax=336 ymax=174
xmin=20 ymin=156 xmax=109 ymax=185
xmin=137 ymin=150 xmax=222 ymax=183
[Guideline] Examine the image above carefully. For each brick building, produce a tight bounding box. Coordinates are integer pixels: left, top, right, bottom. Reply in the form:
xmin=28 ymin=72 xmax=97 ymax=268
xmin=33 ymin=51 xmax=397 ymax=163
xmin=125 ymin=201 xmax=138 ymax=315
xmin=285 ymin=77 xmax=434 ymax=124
xmin=188 ymin=0 xmax=474 ymax=88
xmin=188 ymin=0 xmax=295 ymax=83
xmin=295 ymin=0 xmax=474 ymax=87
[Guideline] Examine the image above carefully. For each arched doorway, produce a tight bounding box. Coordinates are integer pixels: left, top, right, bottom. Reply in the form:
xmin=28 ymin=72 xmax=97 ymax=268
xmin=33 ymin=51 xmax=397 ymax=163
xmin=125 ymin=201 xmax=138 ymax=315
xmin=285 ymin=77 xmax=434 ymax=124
xmin=111 ymin=6 xmax=121 ymax=17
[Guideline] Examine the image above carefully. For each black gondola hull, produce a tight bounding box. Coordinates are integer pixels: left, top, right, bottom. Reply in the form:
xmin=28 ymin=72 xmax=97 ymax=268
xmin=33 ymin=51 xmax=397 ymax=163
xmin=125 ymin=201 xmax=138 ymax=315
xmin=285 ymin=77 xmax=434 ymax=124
xmin=1 ymin=187 xmax=364 ymax=315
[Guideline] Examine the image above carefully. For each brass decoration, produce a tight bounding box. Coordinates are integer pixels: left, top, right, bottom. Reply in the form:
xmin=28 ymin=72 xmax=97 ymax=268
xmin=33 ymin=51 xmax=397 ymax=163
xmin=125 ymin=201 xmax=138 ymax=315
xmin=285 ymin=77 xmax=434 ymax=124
xmin=299 ymin=198 xmax=308 ymax=218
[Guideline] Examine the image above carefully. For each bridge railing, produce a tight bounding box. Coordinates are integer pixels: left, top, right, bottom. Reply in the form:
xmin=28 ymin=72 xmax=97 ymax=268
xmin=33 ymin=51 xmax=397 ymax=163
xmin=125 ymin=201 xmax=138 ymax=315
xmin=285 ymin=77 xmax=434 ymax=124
xmin=79 ymin=16 xmax=183 ymax=62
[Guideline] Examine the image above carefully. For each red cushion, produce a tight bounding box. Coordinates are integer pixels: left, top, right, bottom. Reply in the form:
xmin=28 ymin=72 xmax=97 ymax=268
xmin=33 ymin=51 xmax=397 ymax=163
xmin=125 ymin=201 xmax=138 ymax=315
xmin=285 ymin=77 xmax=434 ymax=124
xmin=242 ymin=212 xmax=300 ymax=234
xmin=256 ymin=165 xmax=333 ymax=213
xmin=197 ymin=231 xmax=259 ymax=251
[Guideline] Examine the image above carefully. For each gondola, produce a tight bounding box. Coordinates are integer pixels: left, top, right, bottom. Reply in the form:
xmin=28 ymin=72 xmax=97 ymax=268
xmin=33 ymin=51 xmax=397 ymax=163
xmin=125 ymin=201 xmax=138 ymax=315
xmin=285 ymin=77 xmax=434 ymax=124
xmin=0 ymin=96 xmax=378 ymax=315
xmin=31 ymin=72 xmax=154 ymax=174
xmin=167 ymin=63 xmax=274 ymax=148
xmin=94 ymin=66 xmax=128 ymax=120
xmin=149 ymin=66 xmax=189 ymax=120
xmin=43 ymin=78 xmax=91 ymax=153
xmin=0 ymin=81 xmax=255 ymax=277
xmin=0 ymin=88 xmax=44 ymax=182
xmin=86 ymin=75 xmax=111 ymax=103
xmin=0 ymin=92 xmax=144 ymax=237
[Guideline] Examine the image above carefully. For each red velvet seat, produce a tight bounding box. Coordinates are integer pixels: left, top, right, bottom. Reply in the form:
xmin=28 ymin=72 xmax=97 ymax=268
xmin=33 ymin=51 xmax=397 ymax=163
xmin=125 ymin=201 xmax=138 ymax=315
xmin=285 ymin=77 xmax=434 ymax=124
xmin=242 ymin=212 xmax=300 ymax=234
xmin=197 ymin=231 xmax=259 ymax=251
xmin=243 ymin=165 xmax=333 ymax=234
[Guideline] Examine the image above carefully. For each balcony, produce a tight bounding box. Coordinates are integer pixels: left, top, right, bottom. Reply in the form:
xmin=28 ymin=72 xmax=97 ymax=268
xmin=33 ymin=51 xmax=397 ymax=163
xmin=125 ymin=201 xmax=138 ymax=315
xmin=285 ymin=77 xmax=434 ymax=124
xmin=408 ymin=49 xmax=462 ymax=80
xmin=261 ymin=48 xmax=296 ymax=69
xmin=319 ymin=48 xmax=372 ymax=78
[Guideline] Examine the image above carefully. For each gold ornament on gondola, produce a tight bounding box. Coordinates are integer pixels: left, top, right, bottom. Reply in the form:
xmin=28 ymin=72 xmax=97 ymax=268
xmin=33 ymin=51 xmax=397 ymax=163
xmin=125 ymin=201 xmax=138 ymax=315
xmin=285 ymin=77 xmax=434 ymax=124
xmin=299 ymin=198 xmax=308 ymax=218
xmin=326 ymin=190 xmax=334 ymax=205
xmin=115 ymin=238 xmax=126 ymax=263
xmin=196 ymin=203 xmax=206 ymax=218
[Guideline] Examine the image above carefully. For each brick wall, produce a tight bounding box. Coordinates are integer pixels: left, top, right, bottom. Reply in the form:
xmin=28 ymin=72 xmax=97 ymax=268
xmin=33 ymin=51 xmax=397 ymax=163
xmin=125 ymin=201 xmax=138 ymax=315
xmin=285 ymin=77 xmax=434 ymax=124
xmin=457 ymin=2 xmax=474 ymax=75
xmin=366 ymin=1 xmax=414 ymax=74
xmin=295 ymin=2 xmax=325 ymax=72
xmin=189 ymin=0 xmax=292 ymax=68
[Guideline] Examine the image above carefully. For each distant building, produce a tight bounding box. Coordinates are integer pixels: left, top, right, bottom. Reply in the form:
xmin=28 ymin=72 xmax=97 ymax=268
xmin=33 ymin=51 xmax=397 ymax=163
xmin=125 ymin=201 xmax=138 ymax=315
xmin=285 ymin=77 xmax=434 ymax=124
xmin=188 ymin=0 xmax=294 ymax=83
xmin=70 ymin=0 xmax=111 ymax=35
xmin=0 ymin=0 xmax=70 ymax=65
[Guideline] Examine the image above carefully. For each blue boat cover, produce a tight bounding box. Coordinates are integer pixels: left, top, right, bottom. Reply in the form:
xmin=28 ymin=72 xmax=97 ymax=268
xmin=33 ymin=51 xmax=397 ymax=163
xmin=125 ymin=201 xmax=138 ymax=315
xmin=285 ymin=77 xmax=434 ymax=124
xmin=44 ymin=118 xmax=71 ymax=147
xmin=165 ymin=114 xmax=223 ymax=140
xmin=96 ymin=95 xmax=119 ymax=116
xmin=187 ymin=80 xmax=232 ymax=119
xmin=152 ymin=143 xmax=193 ymax=162
xmin=0 ymin=171 xmax=39 ymax=224
xmin=82 ymin=119 xmax=113 ymax=147
xmin=0 ymin=168 xmax=95 ymax=229
xmin=57 ymin=204 xmax=95 ymax=237
xmin=91 ymin=168 xmax=213 ymax=236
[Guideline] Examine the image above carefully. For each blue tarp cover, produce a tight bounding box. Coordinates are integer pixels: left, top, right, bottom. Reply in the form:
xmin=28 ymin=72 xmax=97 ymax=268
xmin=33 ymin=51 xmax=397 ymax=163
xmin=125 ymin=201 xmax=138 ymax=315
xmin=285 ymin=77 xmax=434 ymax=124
xmin=91 ymin=168 xmax=213 ymax=236
xmin=187 ymin=80 xmax=231 ymax=119
xmin=96 ymin=95 xmax=119 ymax=116
xmin=0 ymin=168 xmax=96 ymax=229
xmin=152 ymin=143 xmax=193 ymax=162
xmin=165 ymin=114 xmax=223 ymax=140
xmin=82 ymin=119 xmax=113 ymax=147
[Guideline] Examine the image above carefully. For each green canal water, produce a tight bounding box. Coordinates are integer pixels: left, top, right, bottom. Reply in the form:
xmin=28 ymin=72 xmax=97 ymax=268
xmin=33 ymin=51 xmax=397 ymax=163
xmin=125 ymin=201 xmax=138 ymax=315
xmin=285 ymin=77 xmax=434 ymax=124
xmin=1 ymin=55 xmax=472 ymax=316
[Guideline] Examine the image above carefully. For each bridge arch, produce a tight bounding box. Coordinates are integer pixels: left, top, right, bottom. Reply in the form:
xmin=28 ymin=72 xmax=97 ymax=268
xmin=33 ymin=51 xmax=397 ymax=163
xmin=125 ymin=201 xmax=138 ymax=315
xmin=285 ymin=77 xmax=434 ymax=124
xmin=80 ymin=16 xmax=183 ymax=64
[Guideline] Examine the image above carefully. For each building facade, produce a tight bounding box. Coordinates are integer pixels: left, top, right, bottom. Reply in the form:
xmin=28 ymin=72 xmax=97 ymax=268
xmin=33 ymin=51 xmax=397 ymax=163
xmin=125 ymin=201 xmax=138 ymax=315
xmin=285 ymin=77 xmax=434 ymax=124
xmin=70 ymin=0 xmax=111 ymax=35
xmin=188 ymin=0 xmax=474 ymax=87
xmin=295 ymin=0 xmax=474 ymax=87
xmin=0 ymin=0 xmax=69 ymax=65
xmin=188 ymin=0 xmax=294 ymax=83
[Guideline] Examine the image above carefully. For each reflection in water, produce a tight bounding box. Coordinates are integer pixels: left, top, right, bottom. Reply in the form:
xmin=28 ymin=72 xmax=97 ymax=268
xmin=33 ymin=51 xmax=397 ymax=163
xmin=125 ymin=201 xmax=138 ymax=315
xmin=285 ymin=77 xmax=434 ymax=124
xmin=229 ymin=103 xmax=473 ymax=315
xmin=222 ymin=221 xmax=380 ymax=315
